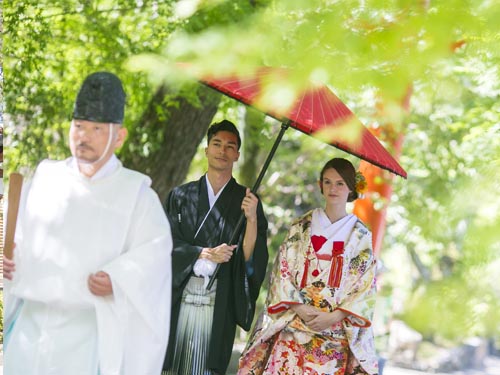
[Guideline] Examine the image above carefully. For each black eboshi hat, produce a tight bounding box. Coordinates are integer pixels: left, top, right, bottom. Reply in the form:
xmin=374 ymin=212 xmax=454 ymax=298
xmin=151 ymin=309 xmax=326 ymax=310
xmin=72 ymin=72 xmax=126 ymax=124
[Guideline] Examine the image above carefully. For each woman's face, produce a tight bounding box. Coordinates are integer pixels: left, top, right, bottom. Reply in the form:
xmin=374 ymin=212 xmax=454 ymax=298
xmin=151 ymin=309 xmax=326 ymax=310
xmin=320 ymin=168 xmax=351 ymax=205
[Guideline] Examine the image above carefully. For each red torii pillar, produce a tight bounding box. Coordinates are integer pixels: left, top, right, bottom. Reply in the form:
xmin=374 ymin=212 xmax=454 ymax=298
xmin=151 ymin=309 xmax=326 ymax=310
xmin=353 ymin=88 xmax=411 ymax=256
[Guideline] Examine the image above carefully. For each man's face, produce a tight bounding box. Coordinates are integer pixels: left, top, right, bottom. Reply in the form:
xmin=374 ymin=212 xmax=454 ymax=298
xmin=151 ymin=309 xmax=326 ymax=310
xmin=205 ymin=130 xmax=240 ymax=173
xmin=69 ymin=120 xmax=125 ymax=165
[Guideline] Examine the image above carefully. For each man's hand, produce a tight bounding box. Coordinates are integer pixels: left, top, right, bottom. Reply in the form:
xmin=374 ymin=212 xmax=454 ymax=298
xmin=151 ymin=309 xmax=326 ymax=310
xmin=3 ymin=256 xmax=16 ymax=281
xmin=200 ymin=243 xmax=237 ymax=264
xmin=241 ymin=188 xmax=258 ymax=223
xmin=88 ymin=271 xmax=113 ymax=296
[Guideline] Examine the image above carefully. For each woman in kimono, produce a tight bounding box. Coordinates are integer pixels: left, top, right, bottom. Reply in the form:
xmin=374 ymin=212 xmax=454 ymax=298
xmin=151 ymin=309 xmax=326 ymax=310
xmin=238 ymin=158 xmax=379 ymax=375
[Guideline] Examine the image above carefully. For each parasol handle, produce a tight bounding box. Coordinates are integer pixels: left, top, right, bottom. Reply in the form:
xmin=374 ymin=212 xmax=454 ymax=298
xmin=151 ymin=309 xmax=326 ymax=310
xmin=4 ymin=172 xmax=24 ymax=259
xmin=206 ymin=121 xmax=290 ymax=290
xmin=249 ymin=121 xmax=290 ymax=193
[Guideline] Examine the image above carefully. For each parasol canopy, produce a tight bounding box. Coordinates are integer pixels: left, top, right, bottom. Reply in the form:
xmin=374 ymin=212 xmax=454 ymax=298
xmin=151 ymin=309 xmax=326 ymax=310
xmin=197 ymin=66 xmax=407 ymax=178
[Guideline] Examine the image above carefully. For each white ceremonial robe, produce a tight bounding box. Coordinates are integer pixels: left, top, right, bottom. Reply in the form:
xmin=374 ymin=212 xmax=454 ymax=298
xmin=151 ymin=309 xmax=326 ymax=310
xmin=4 ymin=157 xmax=172 ymax=375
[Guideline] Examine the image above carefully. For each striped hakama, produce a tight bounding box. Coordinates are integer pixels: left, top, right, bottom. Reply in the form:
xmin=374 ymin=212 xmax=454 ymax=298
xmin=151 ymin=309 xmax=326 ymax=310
xmin=164 ymin=276 xmax=217 ymax=375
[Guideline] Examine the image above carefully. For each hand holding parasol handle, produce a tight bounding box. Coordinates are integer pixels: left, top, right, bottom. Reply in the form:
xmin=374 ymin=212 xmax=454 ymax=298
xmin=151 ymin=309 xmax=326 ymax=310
xmin=4 ymin=172 xmax=24 ymax=259
xmin=206 ymin=121 xmax=290 ymax=290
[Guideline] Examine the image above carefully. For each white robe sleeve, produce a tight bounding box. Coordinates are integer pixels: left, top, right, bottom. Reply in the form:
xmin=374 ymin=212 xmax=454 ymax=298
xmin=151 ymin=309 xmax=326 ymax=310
xmin=98 ymin=184 xmax=172 ymax=375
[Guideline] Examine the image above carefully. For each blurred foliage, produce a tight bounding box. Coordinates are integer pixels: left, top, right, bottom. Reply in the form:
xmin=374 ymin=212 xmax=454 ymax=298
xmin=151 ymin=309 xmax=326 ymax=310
xmin=4 ymin=0 xmax=174 ymax=174
xmin=144 ymin=0 xmax=500 ymax=102
xmin=3 ymin=0 xmax=261 ymax=176
xmin=4 ymin=0 xmax=500 ymax=347
xmin=382 ymin=52 xmax=500 ymax=341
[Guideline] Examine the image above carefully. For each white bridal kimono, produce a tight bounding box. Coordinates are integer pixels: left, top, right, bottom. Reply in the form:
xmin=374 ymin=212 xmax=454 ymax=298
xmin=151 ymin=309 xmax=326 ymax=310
xmin=4 ymin=156 xmax=173 ymax=375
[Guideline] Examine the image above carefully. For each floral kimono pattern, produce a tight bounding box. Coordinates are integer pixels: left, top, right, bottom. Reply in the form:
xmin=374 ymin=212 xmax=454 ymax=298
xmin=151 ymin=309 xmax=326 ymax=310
xmin=238 ymin=211 xmax=378 ymax=375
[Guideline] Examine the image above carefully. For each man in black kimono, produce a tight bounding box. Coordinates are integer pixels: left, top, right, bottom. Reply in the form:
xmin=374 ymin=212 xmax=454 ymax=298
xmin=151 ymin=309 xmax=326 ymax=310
xmin=163 ymin=120 xmax=268 ymax=375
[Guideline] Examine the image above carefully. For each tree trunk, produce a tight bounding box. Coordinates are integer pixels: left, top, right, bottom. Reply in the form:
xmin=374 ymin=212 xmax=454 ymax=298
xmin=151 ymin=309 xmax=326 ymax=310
xmin=239 ymin=107 xmax=268 ymax=188
xmin=122 ymin=84 xmax=221 ymax=201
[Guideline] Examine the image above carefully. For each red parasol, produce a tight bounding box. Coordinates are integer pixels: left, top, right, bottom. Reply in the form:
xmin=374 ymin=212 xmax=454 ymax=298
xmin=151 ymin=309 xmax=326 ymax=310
xmin=183 ymin=65 xmax=407 ymax=289
xmin=198 ymin=66 xmax=407 ymax=178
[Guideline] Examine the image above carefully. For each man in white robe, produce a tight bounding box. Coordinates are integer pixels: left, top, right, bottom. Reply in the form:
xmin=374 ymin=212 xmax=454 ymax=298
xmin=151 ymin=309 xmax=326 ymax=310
xmin=3 ymin=72 xmax=173 ymax=375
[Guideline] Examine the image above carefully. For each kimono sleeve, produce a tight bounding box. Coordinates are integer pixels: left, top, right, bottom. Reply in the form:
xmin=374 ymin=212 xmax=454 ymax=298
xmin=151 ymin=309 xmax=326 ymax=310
xmin=267 ymin=224 xmax=305 ymax=315
xmin=164 ymin=189 xmax=203 ymax=289
xmin=233 ymin=198 xmax=268 ymax=330
xmin=243 ymin=198 xmax=269 ymax=303
xmin=337 ymin=232 xmax=377 ymax=328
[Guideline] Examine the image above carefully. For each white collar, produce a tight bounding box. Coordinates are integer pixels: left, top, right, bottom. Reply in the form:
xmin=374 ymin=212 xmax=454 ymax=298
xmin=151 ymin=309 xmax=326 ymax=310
xmin=68 ymin=154 xmax=120 ymax=181
xmin=311 ymin=208 xmax=357 ymax=255
xmin=205 ymin=174 xmax=230 ymax=208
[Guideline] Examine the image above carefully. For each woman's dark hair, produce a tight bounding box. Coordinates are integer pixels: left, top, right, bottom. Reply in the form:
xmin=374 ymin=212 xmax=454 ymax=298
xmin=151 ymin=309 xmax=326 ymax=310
xmin=207 ymin=120 xmax=241 ymax=150
xmin=320 ymin=158 xmax=358 ymax=202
